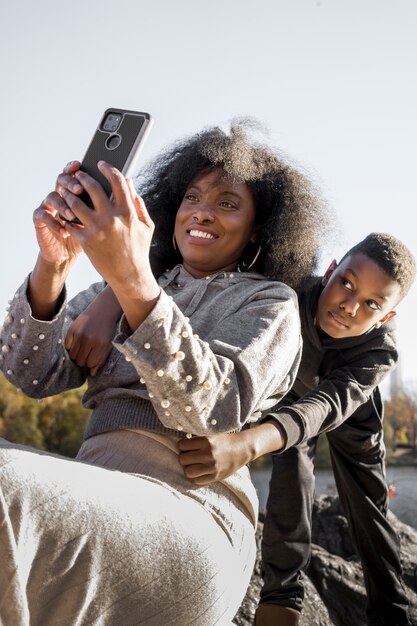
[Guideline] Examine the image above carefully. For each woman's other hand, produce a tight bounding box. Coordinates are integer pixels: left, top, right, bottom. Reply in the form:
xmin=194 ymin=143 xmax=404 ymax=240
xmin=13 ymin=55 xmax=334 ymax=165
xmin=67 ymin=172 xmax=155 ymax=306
xmin=33 ymin=190 xmax=83 ymax=267
xmin=32 ymin=161 xmax=86 ymax=266
xmin=28 ymin=165 xmax=85 ymax=320
xmin=55 ymin=160 xmax=83 ymax=224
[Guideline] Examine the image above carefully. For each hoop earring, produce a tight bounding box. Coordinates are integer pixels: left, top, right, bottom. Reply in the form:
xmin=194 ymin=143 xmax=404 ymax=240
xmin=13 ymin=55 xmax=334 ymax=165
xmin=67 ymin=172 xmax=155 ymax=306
xmin=238 ymin=243 xmax=262 ymax=272
xmin=173 ymin=234 xmax=178 ymax=253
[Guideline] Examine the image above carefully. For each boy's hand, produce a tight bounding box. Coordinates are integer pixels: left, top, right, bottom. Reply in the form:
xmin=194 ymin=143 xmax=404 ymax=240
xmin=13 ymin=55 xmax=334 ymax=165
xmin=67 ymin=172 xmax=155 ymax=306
xmin=65 ymin=314 xmax=115 ymax=376
xmin=65 ymin=285 xmax=122 ymax=376
xmin=178 ymin=432 xmax=252 ymax=485
xmin=178 ymin=422 xmax=286 ymax=485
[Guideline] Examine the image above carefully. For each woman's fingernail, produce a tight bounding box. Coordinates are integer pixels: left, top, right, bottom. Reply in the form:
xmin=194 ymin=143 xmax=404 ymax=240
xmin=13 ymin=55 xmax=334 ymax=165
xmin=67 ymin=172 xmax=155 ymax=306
xmin=65 ymin=209 xmax=74 ymax=220
xmin=73 ymin=184 xmax=83 ymax=193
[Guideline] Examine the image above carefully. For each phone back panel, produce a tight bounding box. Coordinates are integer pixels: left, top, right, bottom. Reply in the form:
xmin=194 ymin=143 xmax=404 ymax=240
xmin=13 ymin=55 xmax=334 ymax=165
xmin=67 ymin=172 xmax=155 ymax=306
xmin=80 ymin=110 xmax=152 ymax=197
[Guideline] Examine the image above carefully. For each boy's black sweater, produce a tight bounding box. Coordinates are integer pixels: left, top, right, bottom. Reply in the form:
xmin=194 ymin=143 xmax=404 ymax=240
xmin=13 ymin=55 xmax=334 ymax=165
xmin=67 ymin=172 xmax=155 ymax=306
xmin=268 ymin=278 xmax=398 ymax=450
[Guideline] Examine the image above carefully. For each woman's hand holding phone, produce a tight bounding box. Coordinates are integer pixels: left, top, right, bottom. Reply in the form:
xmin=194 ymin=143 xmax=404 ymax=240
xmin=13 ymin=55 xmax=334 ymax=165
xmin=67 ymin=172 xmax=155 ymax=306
xmin=62 ymin=162 xmax=154 ymax=286
xmin=63 ymin=162 xmax=160 ymax=331
xmin=28 ymin=109 xmax=155 ymax=324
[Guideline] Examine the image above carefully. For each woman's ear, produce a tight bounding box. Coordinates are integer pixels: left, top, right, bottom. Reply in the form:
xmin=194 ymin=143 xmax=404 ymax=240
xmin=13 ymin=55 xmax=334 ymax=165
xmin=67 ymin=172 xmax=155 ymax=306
xmin=321 ymin=259 xmax=337 ymax=286
xmin=250 ymin=224 xmax=260 ymax=243
xmin=374 ymin=310 xmax=397 ymax=329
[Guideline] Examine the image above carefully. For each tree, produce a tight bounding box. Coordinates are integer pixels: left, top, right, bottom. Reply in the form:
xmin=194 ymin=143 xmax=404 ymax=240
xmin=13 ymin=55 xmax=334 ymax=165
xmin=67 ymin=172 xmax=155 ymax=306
xmin=37 ymin=390 xmax=90 ymax=457
xmin=384 ymin=390 xmax=417 ymax=455
xmin=0 ymin=373 xmax=90 ymax=456
xmin=0 ymin=375 xmax=45 ymax=448
xmin=3 ymin=398 xmax=45 ymax=449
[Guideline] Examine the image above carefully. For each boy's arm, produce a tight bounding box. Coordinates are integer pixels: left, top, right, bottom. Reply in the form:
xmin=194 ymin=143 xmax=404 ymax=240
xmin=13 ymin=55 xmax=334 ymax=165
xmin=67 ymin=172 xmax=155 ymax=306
xmin=265 ymin=340 xmax=398 ymax=450
xmin=177 ymin=328 xmax=399 ymax=484
xmin=64 ymin=248 xmax=165 ymax=376
xmin=65 ymin=285 xmax=122 ymax=375
xmin=178 ymin=422 xmax=286 ymax=485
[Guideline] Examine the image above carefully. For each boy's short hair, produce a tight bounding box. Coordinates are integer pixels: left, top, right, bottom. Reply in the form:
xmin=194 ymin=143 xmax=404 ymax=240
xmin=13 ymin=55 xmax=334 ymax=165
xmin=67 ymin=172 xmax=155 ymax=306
xmin=341 ymin=232 xmax=416 ymax=299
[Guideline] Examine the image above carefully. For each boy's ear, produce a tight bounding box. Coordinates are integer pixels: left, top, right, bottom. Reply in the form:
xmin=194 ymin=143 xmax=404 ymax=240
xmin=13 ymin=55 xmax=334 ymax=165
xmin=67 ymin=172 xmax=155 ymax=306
xmin=374 ymin=310 xmax=397 ymax=329
xmin=322 ymin=259 xmax=337 ymax=286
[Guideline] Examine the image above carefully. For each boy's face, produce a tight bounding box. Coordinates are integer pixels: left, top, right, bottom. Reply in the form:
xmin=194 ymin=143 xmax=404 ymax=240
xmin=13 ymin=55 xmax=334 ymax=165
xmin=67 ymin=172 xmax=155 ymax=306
xmin=316 ymin=253 xmax=401 ymax=339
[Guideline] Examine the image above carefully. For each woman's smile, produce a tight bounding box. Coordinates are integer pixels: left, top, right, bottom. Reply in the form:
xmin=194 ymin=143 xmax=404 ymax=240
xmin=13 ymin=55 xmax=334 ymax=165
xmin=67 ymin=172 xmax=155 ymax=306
xmin=187 ymin=228 xmax=218 ymax=242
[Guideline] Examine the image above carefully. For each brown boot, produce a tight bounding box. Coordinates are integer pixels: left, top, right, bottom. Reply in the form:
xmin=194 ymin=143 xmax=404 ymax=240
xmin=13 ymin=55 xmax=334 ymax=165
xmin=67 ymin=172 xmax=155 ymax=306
xmin=254 ymin=603 xmax=301 ymax=626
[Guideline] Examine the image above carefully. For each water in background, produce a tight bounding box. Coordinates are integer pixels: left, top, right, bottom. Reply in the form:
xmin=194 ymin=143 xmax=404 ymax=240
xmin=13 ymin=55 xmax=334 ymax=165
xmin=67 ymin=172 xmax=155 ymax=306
xmin=250 ymin=464 xmax=417 ymax=529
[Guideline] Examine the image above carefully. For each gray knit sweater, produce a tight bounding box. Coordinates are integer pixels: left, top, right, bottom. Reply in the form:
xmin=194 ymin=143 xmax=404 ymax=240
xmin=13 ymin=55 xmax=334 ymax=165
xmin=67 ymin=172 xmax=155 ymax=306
xmin=0 ymin=265 xmax=302 ymax=439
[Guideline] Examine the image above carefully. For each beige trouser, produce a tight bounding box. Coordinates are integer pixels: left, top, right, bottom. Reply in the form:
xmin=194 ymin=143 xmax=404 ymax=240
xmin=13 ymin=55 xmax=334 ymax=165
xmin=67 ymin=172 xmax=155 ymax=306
xmin=0 ymin=434 xmax=255 ymax=626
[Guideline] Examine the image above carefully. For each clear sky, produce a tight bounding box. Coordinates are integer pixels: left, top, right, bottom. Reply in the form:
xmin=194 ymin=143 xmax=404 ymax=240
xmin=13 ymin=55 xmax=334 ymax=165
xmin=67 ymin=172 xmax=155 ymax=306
xmin=1 ymin=0 xmax=416 ymax=388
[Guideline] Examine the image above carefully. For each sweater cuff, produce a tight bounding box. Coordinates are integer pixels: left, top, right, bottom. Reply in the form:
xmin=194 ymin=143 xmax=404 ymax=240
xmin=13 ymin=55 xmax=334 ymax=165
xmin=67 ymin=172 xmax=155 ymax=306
xmin=113 ymin=289 xmax=168 ymax=346
xmin=262 ymin=407 xmax=305 ymax=452
xmin=16 ymin=274 xmax=68 ymax=323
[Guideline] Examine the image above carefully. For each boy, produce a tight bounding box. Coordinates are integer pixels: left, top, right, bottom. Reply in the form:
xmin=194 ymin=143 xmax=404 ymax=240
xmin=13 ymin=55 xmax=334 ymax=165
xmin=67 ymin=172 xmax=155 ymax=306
xmin=178 ymin=232 xmax=416 ymax=626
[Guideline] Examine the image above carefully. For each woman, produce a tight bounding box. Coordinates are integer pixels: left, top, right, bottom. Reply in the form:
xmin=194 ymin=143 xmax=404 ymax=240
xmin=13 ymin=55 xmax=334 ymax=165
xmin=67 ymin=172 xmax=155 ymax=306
xmin=0 ymin=122 xmax=328 ymax=625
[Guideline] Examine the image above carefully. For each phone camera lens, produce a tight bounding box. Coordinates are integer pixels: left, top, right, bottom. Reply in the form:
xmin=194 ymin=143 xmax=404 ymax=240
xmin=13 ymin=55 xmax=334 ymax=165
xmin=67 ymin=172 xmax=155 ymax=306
xmin=103 ymin=113 xmax=121 ymax=132
xmin=106 ymin=134 xmax=121 ymax=150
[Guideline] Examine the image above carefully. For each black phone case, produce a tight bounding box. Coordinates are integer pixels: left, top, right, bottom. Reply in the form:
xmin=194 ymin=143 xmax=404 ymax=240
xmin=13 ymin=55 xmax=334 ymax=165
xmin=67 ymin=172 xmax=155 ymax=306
xmin=80 ymin=108 xmax=153 ymax=198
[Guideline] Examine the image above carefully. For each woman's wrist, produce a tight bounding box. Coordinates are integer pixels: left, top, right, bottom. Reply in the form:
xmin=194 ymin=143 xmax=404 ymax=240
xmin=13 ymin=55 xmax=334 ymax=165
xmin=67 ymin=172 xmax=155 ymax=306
xmin=109 ymin=263 xmax=158 ymax=301
xmin=120 ymin=289 xmax=161 ymax=331
xmin=111 ymin=272 xmax=161 ymax=332
xmin=27 ymin=254 xmax=73 ymax=320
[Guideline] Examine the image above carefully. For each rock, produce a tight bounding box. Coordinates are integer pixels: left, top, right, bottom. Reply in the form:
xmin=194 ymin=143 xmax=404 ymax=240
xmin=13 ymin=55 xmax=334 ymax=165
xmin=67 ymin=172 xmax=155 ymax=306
xmin=233 ymin=495 xmax=417 ymax=626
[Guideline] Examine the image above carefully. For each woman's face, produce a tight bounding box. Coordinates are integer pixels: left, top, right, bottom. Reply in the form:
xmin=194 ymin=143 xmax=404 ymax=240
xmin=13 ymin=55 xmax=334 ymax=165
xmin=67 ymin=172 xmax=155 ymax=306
xmin=174 ymin=168 xmax=257 ymax=278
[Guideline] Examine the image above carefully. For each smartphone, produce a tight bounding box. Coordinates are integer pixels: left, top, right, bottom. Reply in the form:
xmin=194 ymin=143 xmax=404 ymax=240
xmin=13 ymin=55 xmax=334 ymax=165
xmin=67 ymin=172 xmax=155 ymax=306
xmin=64 ymin=108 xmax=153 ymax=223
